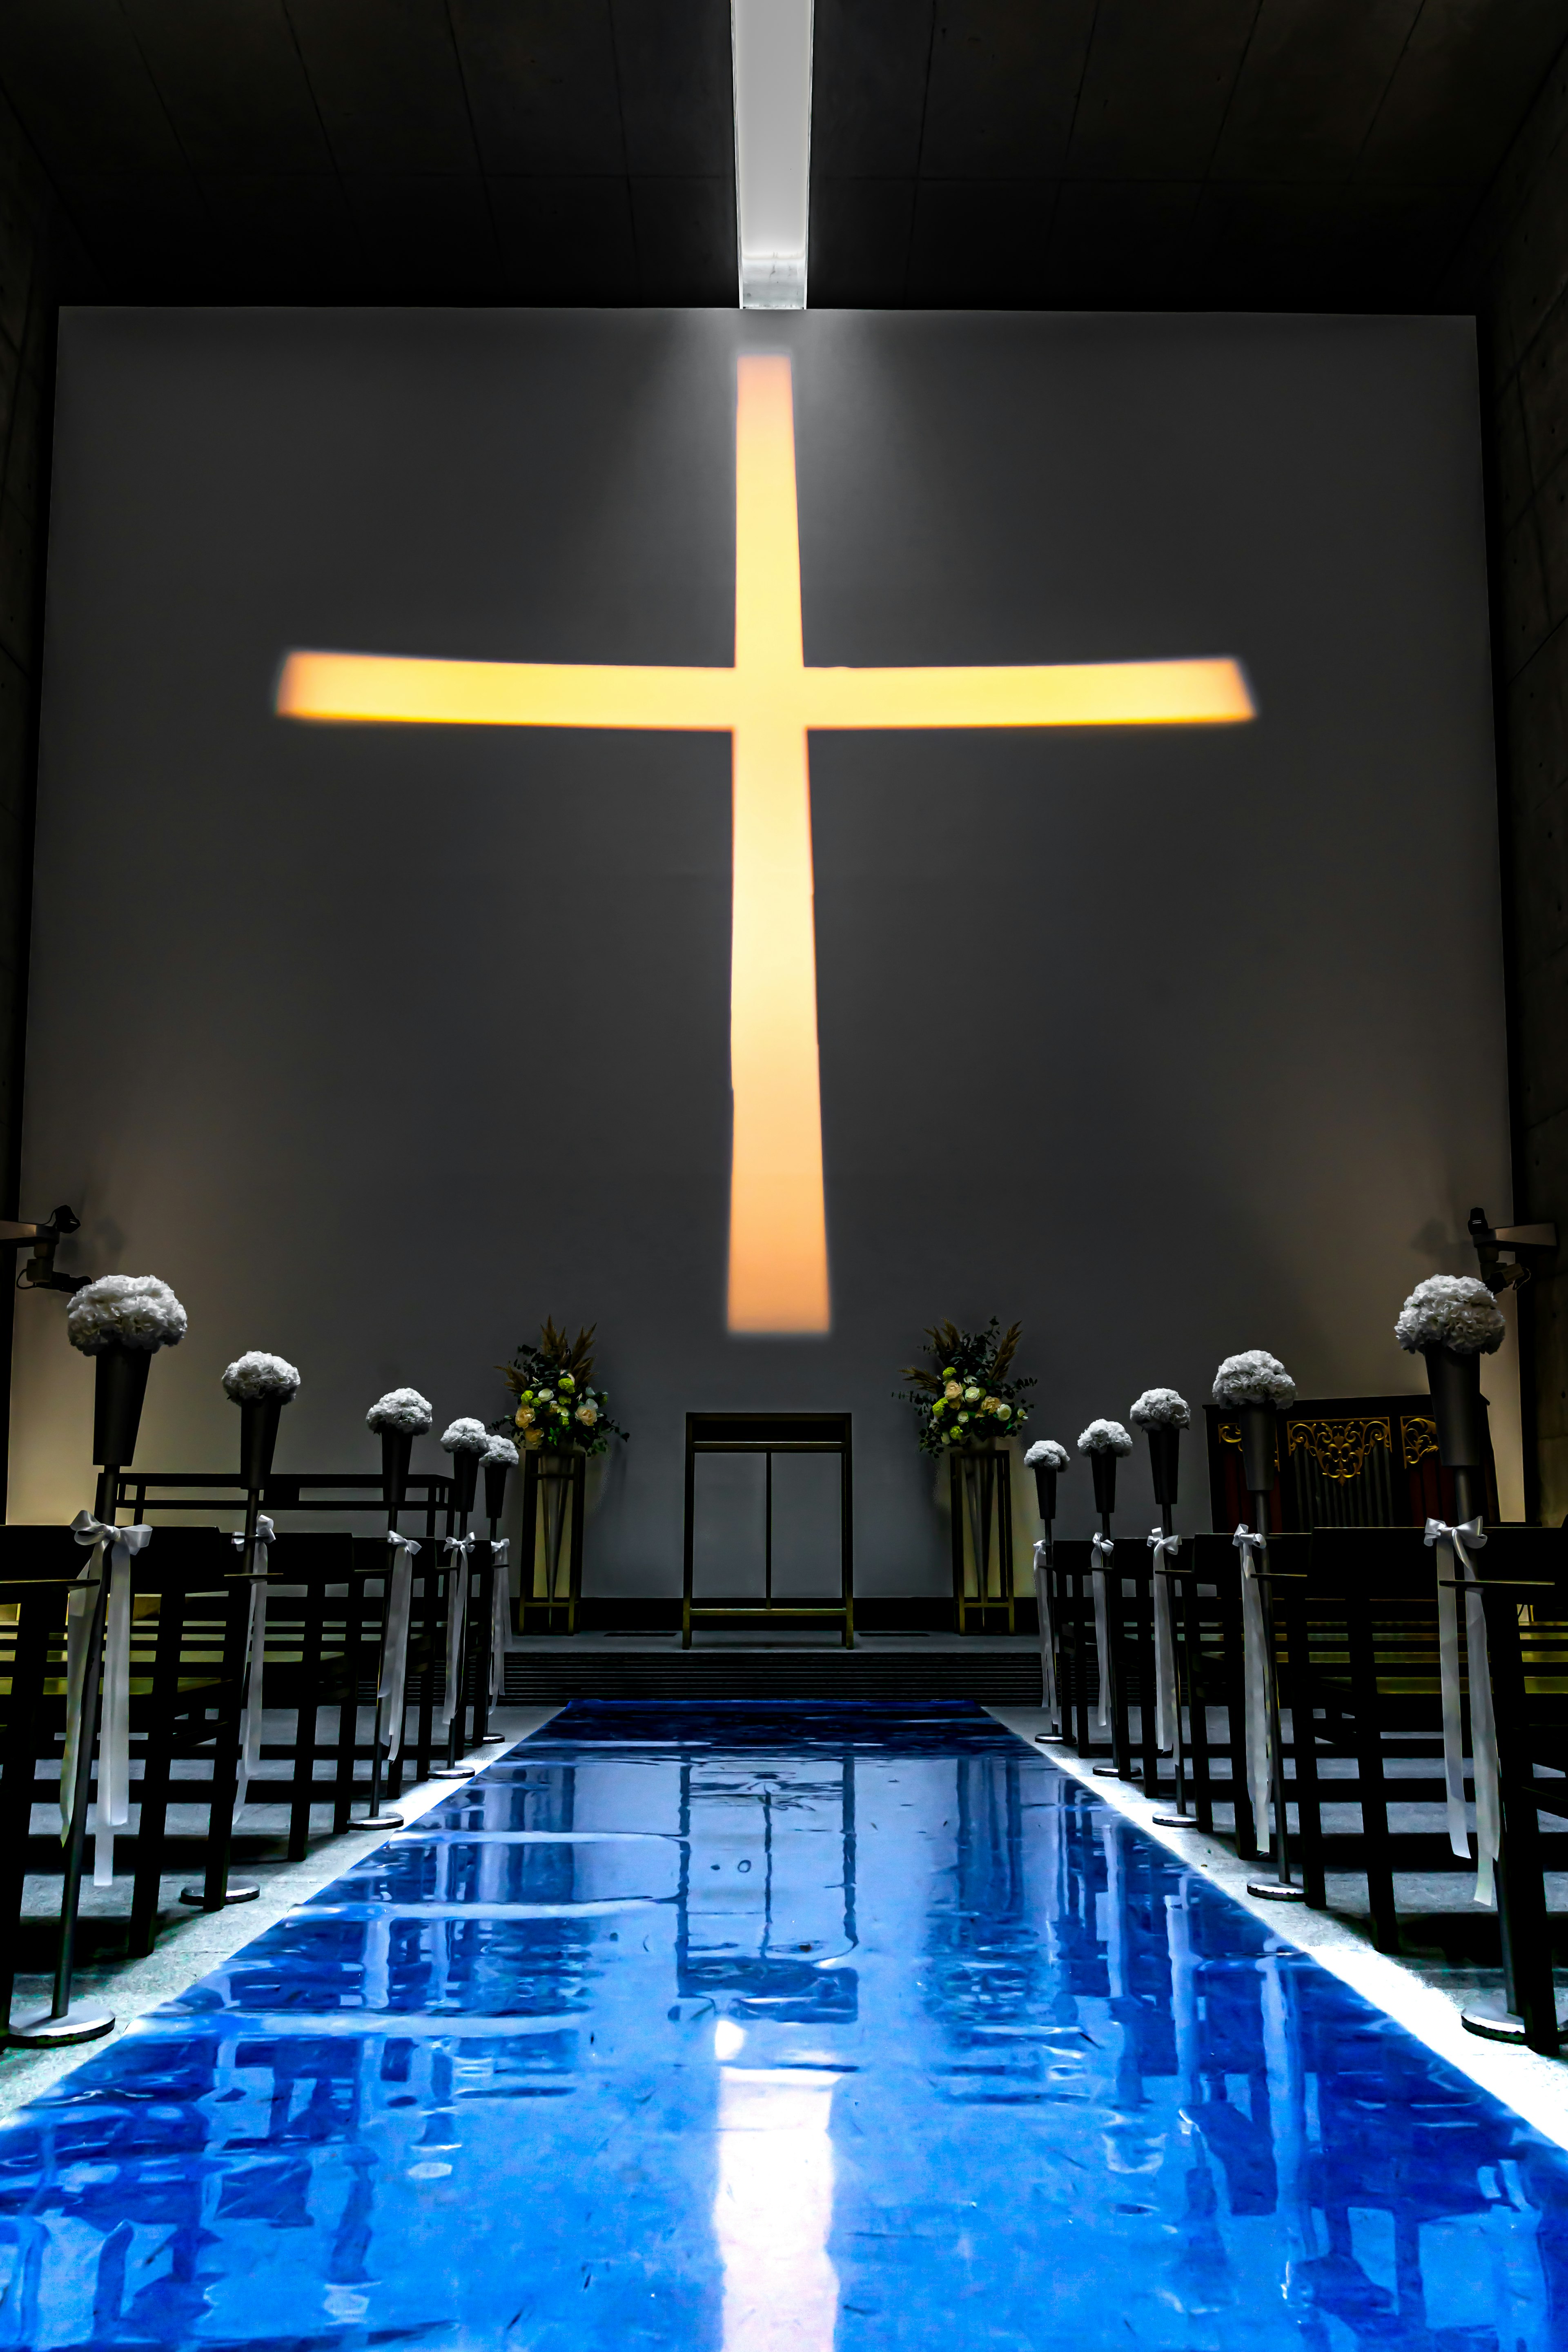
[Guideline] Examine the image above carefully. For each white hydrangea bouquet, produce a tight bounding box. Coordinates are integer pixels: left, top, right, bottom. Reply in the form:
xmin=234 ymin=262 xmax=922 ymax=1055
xmin=497 ymin=1318 xmax=627 ymax=1456
xmin=895 ymin=1318 xmax=1034 ymax=1456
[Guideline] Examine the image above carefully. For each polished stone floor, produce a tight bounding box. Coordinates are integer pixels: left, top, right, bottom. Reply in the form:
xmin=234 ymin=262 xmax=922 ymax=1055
xmin=1 ymin=1698 xmax=1565 ymax=2348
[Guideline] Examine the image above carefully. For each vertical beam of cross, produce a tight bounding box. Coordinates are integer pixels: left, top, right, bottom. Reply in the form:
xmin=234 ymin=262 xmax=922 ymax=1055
xmin=729 ymin=358 xmax=827 ymax=1334
xmin=278 ymin=356 xmax=1254 ymax=1338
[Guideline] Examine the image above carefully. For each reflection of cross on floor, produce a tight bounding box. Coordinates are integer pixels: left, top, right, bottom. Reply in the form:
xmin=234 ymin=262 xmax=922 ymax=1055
xmin=677 ymin=1759 xmax=858 ymax=2024
xmin=279 ymin=356 xmax=1255 ymax=1333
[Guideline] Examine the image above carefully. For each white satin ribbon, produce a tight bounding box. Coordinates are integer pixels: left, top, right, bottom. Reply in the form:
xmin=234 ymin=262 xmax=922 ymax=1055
xmin=65 ymin=1512 xmax=153 ymax=1884
xmin=490 ymin=1537 xmax=511 ymax=1704
xmin=1233 ymin=1524 xmax=1273 ymax=1841
xmin=231 ymin=1516 xmax=275 ymax=1814
xmin=379 ymin=1531 xmax=420 ymax=1764
xmin=1147 ymin=1529 xmax=1183 ymax=1752
xmin=1033 ymin=1539 xmax=1057 ymax=1717
xmin=1425 ymin=1515 xmax=1498 ymax=1906
xmin=440 ymin=1534 xmax=477 ymax=1733
xmin=1091 ymin=1532 xmax=1114 ymax=1731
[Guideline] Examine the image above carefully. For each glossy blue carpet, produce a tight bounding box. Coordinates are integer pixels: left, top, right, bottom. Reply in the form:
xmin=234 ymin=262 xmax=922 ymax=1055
xmin=1 ymin=1699 xmax=1565 ymax=2348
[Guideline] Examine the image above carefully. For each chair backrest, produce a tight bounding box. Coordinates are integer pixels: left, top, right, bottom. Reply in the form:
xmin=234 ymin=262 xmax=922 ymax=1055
xmin=1309 ymin=1525 xmax=1434 ymax=1598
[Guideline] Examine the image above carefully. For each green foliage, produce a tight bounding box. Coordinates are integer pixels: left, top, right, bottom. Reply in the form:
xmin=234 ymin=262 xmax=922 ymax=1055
xmin=894 ymin=1318 xmax=1035 ymax=1459
xmin=496 ymin=1319 xmax=628 ymax=1458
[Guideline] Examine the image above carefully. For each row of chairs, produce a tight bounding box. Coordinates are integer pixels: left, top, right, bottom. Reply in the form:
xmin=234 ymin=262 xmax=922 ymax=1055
xmin=0 ymin=1523 xmax=509 ymax=2032
xmin=1039 ymin=1522 xmax=1568 ymax=2046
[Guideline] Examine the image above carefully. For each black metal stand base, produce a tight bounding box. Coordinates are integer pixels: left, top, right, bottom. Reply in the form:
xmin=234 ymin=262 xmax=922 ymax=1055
xmin=1152 ymin=1814 xmax=1192 ymax=1829
xmin=480 ymin=1732 xmax=505 ymax=1744
xmin=7 ymin=1999 xmax=114 ymax=2047
xmin=1034 ymin=1733 xmax=1067 ymax=1745
xmin=178 ymin=1882 xmax=260 ymax=1907
xmin=351 ymin=1811 xmax=405 ymax=1831
xmin=1461 ymin=1994 xmax=1568 ymax=2046
xmin=428 ymin=1763 xmax=475 ymax=1779
xmin=1093 ymin=1762 xmax=1140 ymax=1780
xmin=1246 ymin=1880 xmax=1306 ymax=1903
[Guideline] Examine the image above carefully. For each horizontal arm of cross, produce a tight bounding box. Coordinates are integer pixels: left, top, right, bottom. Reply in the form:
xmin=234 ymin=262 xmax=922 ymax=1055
xmin=278 ymin=650 xmax=1254 ymax=732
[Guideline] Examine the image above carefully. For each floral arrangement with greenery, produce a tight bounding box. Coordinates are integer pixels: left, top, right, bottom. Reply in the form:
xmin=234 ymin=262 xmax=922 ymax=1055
xmin=497 ymin=1318 xmax=628 ymax=1457
xmin=895 ymin=1318 xmax=1035 ymax=1457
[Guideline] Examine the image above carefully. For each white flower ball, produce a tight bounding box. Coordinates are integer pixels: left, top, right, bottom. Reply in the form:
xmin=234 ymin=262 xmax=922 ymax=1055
xmin=366 ymin=1387 xmax=434 ymax=1435
xmin=1395 ymin=1274 xmax=1506 ymax=1357
xmin=1078 ymin=1419 xmax=1134 ymax=1457
xmin=483 ymin=1434 xmax=519 ymax=1468
xmin=1130 ymin=1388 xmax=1190 ymax=1429
xmin=1212 ymin=1350 xmax=1296 ymax=1408
xmin=222 ymin=1350 xmax=300 ymax=1403
xmin=1026 ymin=1439 xmax=1070 ymax=1471
xmin=67 ymin=1274 xmax=187 ymax=1355
xmin=441 ymin=1417 xmax=491 ymax=1455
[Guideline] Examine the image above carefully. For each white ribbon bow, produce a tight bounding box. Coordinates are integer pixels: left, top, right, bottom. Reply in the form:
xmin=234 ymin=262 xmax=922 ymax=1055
xmin=231 ymin=1516 xmax=275 ymax=1813
xmin=1147 ymin=1529 xmax=1183 ymax=1753
xmin=1033 ymin=1538 xmax=1057 ymax=1718
xmin=440 ymin=1534 xmax=477 ymax=1733
xmin=65 ymin=1512 xmax=153 ymax=1884
xmin=1425 ymin=1515 xmax=1498 ymax=1906
xmin=489 ymin=1537 xmax=511 ymax=1704
xmin=1233 ymin=1524 xmax=1273 ymax=1842
xmin=1090 ymin=1532 xmax=1115 ymax=1731
xmin=379 ymin=1531 xmax=420 ymax=1763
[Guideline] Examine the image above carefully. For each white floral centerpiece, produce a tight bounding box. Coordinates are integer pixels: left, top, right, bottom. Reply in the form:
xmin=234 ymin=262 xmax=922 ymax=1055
xmin=1396 ymin=1276 xmax=1506 ymax=1357
xmin=1077 ymin=1419 xmax=1134 ymax=1456
xmin=441 ymin=1417 xmax=491 ymax=1455
xmin=368 ymin=1388 xmax=434 ymax=1434
xmin=224 ymin=1350 xmax=301 ymax=1490
xmin=1211 ymin=1351 xmax=1296 ymax=1408
xmin=1130 ymin=1388 xmax=1190 ymax=1429
xmin=1025 ymin=1439 xmax=1069 ymax=1472
xmin=67 ymin=1275 xmax=186 ymax=1355
xmin=483 ymin=1433 xmax=519 ymax=1468
xmin=67 ymin=1274 xmax=187 ymax=1472
xmin=1398 ymin=1274 xmax=1505 ymax=1492
xmin=223 ymin=1351 xmax=300 ymax=1403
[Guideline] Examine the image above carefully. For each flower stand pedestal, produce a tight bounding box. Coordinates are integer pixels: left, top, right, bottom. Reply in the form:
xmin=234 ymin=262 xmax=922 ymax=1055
xmin=950 ymin=1446 xmax=1016 ymax=1634
xmin=519 ymin=1447 xmax=586 ymax=1635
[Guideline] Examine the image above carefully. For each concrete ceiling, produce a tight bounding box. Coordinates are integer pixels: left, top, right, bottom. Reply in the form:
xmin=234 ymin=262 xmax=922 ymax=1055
xmin=2 ymin=0 xmax=1566 ymax=311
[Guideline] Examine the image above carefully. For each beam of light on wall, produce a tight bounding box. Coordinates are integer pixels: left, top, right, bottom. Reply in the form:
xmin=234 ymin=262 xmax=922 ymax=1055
xmin=715 ymin=2066 xmax=840 ymax=2352
xmin=733 ymin=0 xmax=813 ymax=309
xmin=277 ymin=355 xmax=1255 ymax=1339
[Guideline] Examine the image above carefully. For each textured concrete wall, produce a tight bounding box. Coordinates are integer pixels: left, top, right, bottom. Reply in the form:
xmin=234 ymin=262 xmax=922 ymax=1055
xmin=1445 ymin=50 xmax=1568 ymax=1520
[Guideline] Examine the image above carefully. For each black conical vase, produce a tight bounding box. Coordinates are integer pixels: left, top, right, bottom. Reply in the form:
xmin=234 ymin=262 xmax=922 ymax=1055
xmin=483 ymin=1456 xmax=510 ymax=1533
xmin=1089 ymin=1450 xmax=1118 ymax=1520
xmin=381 ymin=1428 xmax=414 ymax=1521
xmin=238 ymin=1396 xmax=283 ymax=1492
xmin=1236 ymin=1401 xmax=1278 ymax=1513
xmin=451 ymin=1448 xmax=480 ymax=1529
xmin=1423 ymin=1344 xmax=1487 ymax=1523
xmin=1031 ymin=1464 xmax=1058 ymax=1524
xmin=92 ymin=1344 xmax=151 ymax=1475
xmin=1146 ymin=1425 xmax=1181 ymax=1513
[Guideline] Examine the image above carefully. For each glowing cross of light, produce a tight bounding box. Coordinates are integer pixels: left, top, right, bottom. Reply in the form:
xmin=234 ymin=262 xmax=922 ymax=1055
xmin=278 ymin=354 xmax=1254 ymax=1335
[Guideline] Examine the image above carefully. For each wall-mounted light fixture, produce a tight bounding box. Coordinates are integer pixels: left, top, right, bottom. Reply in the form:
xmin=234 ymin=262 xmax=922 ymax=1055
xmin=733 ymin=0 xmax=813 ymax=310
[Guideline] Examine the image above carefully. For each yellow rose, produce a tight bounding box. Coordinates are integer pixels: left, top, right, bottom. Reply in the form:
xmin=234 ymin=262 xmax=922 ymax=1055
xmin=515 ymin=1405 xmax=535 ymax=1428
xmin=944 ymin=1380 xmax=962 ymax=1401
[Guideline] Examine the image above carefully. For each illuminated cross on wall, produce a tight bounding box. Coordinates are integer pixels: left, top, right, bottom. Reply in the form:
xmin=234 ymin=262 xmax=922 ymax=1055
xmin=278 ymin=354 xmax=1254 ymax=1335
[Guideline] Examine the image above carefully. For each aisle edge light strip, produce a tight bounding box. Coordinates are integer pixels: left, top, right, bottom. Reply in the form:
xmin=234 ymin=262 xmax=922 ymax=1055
xmin=277 ymin=356 xmax=1255 ymax=1337
xmin=733 ymin=0 xmax=813 ymax=309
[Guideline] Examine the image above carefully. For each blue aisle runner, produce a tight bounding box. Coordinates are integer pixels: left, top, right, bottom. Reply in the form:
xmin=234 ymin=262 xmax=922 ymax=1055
xmin=1 ymin=1699 xmax=1565 ymax=2348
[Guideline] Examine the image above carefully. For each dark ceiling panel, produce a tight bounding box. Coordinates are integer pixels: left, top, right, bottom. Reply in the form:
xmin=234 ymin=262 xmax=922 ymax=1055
xmin=287 ymin=0 xmax=481 ymax=175
xmin=808 ymin=177 xmax=916 ymax=306
xmin=1359 ymin=0 xmax=1568 ymax=181
xmin=196 ymin=171 xmax=364 ymax=293
xmin=52 ymin=172 xmax=217 ymax=293
xmin=449 ymin=0 xmax=627 ymax=177
xmin=0 ymin=1 xmax=189 ymax=175
xmin=342 ymin=173 xmax=502 ymax=296
xmin=630 ymin=176 xmax=737 ymax=304
xmin=488 ymin=174 xmax=639 ymax=301
xmin=120 ymin=0 xmax=334 ymax=174
xmin=612 ymin=0 xmax=734 ymax=177
xmin=1043 ymin=179 xmax=1205 ymax=302
xmin=811 ymin=0 xmax=934 ymax=179
xmin=905 ymin=178 xmax=1056 ymax=303
xmin=1210 ymin=0 xmax=1423 ymax=183
xmin=916 ymin=0 xmax=1095 ymax=179
xmin=1066 ymin=0 xmax=1259 ymax=180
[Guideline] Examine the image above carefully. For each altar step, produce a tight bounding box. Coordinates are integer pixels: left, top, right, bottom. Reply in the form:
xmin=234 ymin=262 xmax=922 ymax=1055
xmin=503 ymin=1637 xmax=1045 ymax=1705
